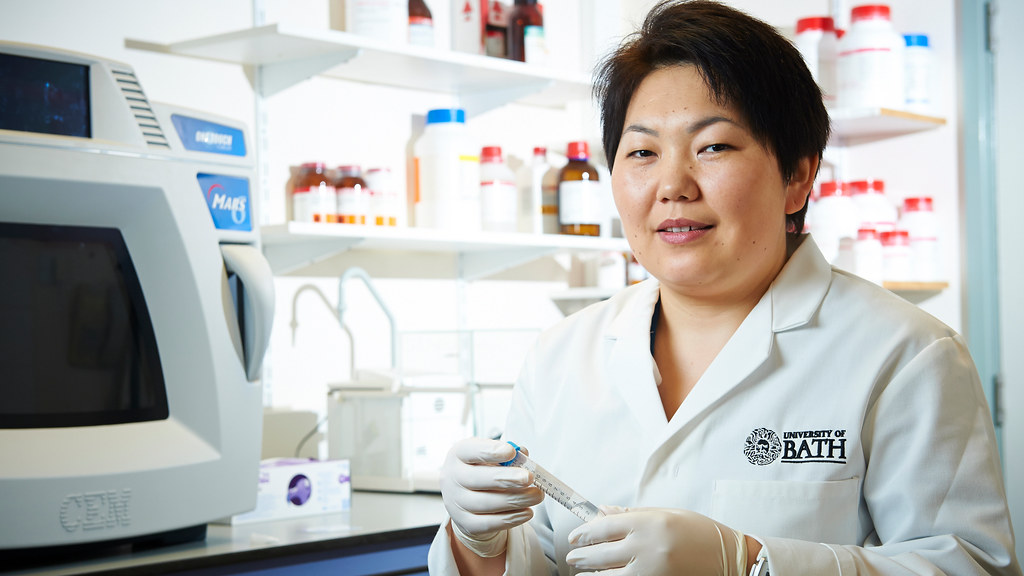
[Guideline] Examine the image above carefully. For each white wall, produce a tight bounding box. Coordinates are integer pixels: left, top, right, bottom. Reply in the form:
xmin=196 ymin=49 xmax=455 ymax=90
xmin=0 ymin=0 xmax=974 ymax=456
xmin=994 ymin=0 xmax=1024 ymax=563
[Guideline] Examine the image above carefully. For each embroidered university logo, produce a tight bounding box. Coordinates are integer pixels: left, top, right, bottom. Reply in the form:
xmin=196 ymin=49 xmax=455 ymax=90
xmin=744 ymin=428 xmax=782 ymax=466
xmin=744 ymin=428 xmax=849 ymax=465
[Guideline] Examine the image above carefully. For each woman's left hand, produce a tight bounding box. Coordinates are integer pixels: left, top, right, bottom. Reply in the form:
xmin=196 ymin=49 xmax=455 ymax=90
xmin=565 ymin=506 xmax=748 ymax=576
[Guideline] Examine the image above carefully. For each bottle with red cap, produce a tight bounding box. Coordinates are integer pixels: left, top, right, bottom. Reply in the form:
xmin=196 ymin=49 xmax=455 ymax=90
xmin=900 ymin=196 xmax=939 ymax=281
xmin=808 ymin=180 xmax=858 ymax=263
xmin=854 ymin=227 xmax=884 ymax=284
xmin=558 ymin=141 xmax=602 ymax=237
xmin=880 ymin=229 xmax=912 ymax=282
xmin=837 ymin=4 xmax=905 ymax=109
xmin=479 ymin=145 xmax=518 ymax=233
xmin=795 ymin=16 xmax=838 ymax=106
xmin=848 ymin=179 xmax=897 ymax=233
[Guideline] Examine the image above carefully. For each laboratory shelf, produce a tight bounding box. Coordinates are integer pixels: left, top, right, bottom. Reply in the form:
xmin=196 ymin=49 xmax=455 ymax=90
xmin=882 ymin=281 xmax=950 ymax=304
xmin=125 ymin=24 xmax=592 ymax=114
xmin=260 ymin=222 xmax=630 ymax=280
xmin=829 ymin=107 xmax=946 ymax=146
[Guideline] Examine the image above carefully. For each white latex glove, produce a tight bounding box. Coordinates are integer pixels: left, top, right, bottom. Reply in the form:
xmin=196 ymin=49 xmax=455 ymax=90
xmin=565 ymin=506 xmax=748 ymax=576
xmin=439 ymin=437 xmax=545 ymax=558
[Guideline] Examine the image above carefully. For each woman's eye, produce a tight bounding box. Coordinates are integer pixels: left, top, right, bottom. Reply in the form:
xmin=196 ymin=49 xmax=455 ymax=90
xmin=701 ymin=143 xmax=730 ymax=153
xmin=628 ymin=149 xmax=655 ymax=158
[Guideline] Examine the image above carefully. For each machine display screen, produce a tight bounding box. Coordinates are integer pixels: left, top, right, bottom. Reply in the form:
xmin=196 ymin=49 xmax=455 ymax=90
xmin=0 ymin=52 xmax=90 ymax=138
xmin=0 ymin=223 xmax=168 ymax=428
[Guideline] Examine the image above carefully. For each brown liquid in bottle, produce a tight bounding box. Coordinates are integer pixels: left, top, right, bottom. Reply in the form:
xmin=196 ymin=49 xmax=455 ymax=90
xmin=558 ymin=141 xmax=601 ymax=236
xmin=507 ymin=0 xmax=542 ymax=62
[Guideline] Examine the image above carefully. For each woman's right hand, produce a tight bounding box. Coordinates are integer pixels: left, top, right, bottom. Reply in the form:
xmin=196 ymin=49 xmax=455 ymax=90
xmin=439 ymin=437 xmax=545 ymax=558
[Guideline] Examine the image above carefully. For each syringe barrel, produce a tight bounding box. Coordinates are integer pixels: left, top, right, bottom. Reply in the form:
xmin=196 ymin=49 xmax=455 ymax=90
xmin=500 ymin=442 xmax=602 ymax=522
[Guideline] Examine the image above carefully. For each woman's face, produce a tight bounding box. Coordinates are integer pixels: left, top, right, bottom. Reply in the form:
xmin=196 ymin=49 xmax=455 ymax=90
xmin=612 ymin=65 xmax=810 ymax=303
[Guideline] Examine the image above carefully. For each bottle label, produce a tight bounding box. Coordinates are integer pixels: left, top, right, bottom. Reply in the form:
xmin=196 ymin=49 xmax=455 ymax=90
xmin=293 ymin=184 xmax=336 ymax=223
xmin=408 ymin=17 xmax=435 ymax=47
xmin=337 ymin=186 xmax=368 ymax=224
xmin=559 ymin=180 xmax=603 ymax=226
xmin=524 ymin=25 xmax=546 ymax=66
xmin=481 ymin=180 xmax=518 ymax=231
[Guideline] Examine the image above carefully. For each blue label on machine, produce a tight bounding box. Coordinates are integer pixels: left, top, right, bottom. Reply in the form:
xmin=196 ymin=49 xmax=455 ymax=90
xmin=172 ymin=114 xmax=246 ymax=156
xmin=198 ymin=173 xmax=252 ymax=232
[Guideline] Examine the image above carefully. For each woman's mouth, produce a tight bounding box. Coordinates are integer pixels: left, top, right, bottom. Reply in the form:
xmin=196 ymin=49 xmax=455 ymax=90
xmin=657 ymin=220 xmax=712 ymax=244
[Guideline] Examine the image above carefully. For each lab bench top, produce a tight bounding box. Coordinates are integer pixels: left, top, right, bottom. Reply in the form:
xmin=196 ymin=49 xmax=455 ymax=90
xmin=3 ymin=491 xmax=447 ymax=576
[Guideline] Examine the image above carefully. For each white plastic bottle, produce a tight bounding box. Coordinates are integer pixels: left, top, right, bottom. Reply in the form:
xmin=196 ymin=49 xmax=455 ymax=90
xmin=414 ymin=109 xmax=481 ymax=231
xmin=880 ymin=229 xmax=912 ymax=282
xmin=904 ymin=34 xmax=935 ymax=115
xmin=900 ymin=196 xmax=940 ymax=281
xmin=517 ymin=146 xmax=551 ymax=234
xmin=837 ymin=4 xmax=905 ymax=110
xmin=854 ymin=227 xmax=884 ymax=284
xmin=479 ymin=145 xmax=518 ymax=233
xmin=451 ymin=0 xmax=484 ymax=54
xmin=795 ymin=16 xmax=838 ymax=106
xmin=345 ymin=0 xmax=408 ymax=45
xmin=809 ymin=180 xmax=858 ymax=263
xmin=849 ymin=179 xmax=897 ymax=233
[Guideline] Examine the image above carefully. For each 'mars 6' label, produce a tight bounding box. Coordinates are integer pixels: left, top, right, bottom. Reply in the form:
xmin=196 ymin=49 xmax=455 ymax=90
xmin=198 ymin=173 xmax=252 ymax=232
xmin=60 ymin=489 xmax=132 ymax=532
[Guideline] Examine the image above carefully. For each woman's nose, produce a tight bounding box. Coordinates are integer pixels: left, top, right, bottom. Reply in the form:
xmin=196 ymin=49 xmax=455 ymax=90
xmin=658 ymin=156 xmax=699 ymax=203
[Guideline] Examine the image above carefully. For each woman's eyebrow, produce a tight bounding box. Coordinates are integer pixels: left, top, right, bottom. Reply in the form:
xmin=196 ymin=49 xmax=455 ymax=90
xmin=623 ymin=124 xmax=659 ymax=137
xmin=687 ymin=115 xmax=740 ymax=134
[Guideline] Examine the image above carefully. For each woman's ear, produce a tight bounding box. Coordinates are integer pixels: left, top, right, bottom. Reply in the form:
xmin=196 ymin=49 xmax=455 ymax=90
xmin=785 ymin=155 xmax=819 ymax=215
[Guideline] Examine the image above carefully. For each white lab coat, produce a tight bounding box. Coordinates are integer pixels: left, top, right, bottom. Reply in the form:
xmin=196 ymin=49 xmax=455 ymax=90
xmin=428 ymin=236 xmax=1021 ymax=575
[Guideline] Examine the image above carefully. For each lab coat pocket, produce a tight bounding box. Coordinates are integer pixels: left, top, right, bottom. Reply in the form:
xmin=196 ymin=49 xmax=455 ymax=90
xmin=711 ymin=478 xmax=860 ymax=544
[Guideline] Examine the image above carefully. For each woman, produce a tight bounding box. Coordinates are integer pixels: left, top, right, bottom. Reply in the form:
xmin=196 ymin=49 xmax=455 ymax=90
xmin=428 ymin=1 xmax=1020 ymax=574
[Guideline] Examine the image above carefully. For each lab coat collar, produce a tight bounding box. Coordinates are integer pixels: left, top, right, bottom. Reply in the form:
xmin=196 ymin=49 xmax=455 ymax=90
xmin=769 ymin=234 xmax=832 ymax=333
xmin=600 ymin=234 xmax=831 ymax=438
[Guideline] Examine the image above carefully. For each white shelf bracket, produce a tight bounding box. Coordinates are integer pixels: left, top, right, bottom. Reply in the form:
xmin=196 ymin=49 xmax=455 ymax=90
xmin=252 ymin=48 xmax=362 ymax=97
xmin=458 ymin=246 xmax=558 ymax=280
xmin=459 ymin=79 xmax=554 ymax=117
xmin=263 ymin=237 xmax=365 ymax=275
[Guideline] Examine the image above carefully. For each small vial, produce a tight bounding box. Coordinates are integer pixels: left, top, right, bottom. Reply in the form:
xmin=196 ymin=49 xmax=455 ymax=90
xmin=795 ymin=16 xmax=838 ymax=106
xmin=408 ymin=0 xmax=435 ymax=48
xmin=904 ymin=34 xmax=934 ymax=115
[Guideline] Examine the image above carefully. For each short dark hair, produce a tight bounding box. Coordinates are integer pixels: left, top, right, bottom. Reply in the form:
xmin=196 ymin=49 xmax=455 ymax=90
xmin=593 ymin=0 xmax=830 ymax=233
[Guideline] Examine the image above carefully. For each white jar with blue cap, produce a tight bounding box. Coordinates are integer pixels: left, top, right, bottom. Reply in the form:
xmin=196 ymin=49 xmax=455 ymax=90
xmin=413 ymin=108 xmax=481 ymax=232
xmin=904 ymin=34 xmax=934 ymax=115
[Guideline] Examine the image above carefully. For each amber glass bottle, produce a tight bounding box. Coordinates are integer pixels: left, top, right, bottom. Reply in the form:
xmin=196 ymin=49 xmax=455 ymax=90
xmin=507 ymin=0 xmax=543 ymax=63
xmin=558 ymin=141 xmax=602 ymax=236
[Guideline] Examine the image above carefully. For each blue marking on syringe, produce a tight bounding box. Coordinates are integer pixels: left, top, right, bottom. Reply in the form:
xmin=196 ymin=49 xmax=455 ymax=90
xmin=501 ymin=441 xmax=602 ymax=522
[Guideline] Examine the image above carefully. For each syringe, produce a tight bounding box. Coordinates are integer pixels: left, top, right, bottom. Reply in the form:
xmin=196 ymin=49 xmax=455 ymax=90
xmin=500 ymin=441 xmax=603 ymax=523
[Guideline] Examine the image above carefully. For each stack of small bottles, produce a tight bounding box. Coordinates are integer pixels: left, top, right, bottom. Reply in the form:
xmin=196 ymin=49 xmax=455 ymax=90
xmin=290 ymin=163 xmax=401 ymax=227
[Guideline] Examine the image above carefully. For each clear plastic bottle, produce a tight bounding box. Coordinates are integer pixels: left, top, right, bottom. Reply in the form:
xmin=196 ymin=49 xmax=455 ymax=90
xmin=904 ymin=34 xmax=934 ymax=115
xmin=413 ymin=108 xmax=481 ymax=231
xmin=507 ymin=0 xmax=545 ymax=64
xmin=408 ymin=0 xmax=435 ymax=48
xmin=335 ymin=165 xmax=368 ymax=225
xmin=479 ymin=145 xmax=518 ymax=233
xmin=558 ymin=141 xmax=602 ymax=236
xmin=292 ymin=162 xmax=335 ymax=224
xmin=837 ymin=4 xmax=905 ymax=109
xmin=795 ymin=16 xmax=838 ymax=106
